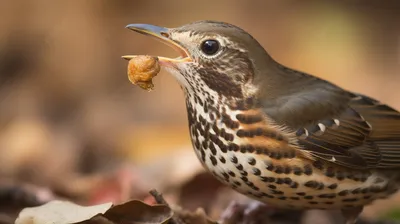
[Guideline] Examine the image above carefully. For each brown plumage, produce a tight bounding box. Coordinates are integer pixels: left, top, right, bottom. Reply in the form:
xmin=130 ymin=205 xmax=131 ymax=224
xmin=123 ymin=21 xmax=400 ymax=224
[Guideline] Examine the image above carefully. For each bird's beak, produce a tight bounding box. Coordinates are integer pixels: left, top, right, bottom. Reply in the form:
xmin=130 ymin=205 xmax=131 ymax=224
xmin=122 ymin=24 xmax=192 ymax=64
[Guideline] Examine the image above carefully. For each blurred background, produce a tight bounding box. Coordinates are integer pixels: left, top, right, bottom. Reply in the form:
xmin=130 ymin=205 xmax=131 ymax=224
xmin=0 ymin=0 xmax=399 ymax=223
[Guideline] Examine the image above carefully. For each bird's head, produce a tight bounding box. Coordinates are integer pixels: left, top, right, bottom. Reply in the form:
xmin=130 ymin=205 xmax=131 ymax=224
xmin=123 ymin=21 xmax=273 ymax=100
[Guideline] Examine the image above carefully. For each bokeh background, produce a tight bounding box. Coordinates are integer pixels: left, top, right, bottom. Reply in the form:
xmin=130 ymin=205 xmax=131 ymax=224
xmin=0 ymin=0 xmax=399 ymax=222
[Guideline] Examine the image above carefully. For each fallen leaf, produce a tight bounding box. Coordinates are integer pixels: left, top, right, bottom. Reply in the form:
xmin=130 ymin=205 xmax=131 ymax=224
xmin=15 ymin=200 xmax=112 ymax=224
xmin=15 ymin=200 xmax=173 ymax=224
xmin=101 ymin=200 xmax=173 ymax=224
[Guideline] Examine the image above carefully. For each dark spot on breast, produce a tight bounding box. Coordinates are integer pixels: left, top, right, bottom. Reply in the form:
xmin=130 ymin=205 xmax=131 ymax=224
xmin=210 ymin=156 xmax=218 ymax=166
xmin=303 ymin=164 xmax=313 ymax=175
xmin=228 ymin=171 xmax=236 ymax=177
xmin=219 ymin=156 xmax=226 ymax=163
xmin=268 ymin=184 xmax=277 ymax=189
xmin=236 ymin=164 xmax=244 ymax=171
xmin=263 ymin=129 xmax=285 ymax=141
xmin=212 ymin=123 xmax=219 ymax=134
xmin=284 ymin=166 xmax=291 ymax=174
xmin=283 ymin=178 xmax=292 ymax=185
xmin=296 ymin=192 xmax=306 ymax=196
xmin=194 ymin=139 xmax=200 ymax=150
xmin=262 ymin=193 xmax=275 ymax=198
xmin=278 ymin=196 xmax=287 ymax=200
xmin=231 ymin=156 xmax=238 ymax=164
xmin=222 ymin=113 xmax=240 ymax=129
xmin=203 ymin=104 xmax=208 ymax=113
xmin=200 ymin=150 xmax=206 ymax=162
xmin=248 ymin=157 xmax=256 ymax=165
xmin=261 ymin=176 xmax=275 ymax=182
xmin=255 ymin=147 xmax=266 ymax=154
xmin=304 ymin=181 xmax=318 ymax=189
xmin=290 ymin=182 xmax=299 ymax=188
xmin=210 ymin=133 xmax=218 ymax=143
xmin=318 ymin=193 xmax=336 ymax=199
xmin=240 ymin=145 xmax=255 ymax=153
xmin=252 ymin=168 xmax=261 ymax=176
xmin=328 ymin=184 xmax=338 ymax=189
xmin=209 ymin=113 xmax=215 ymax=121
xmin=216 ymin=139 xmax=225 ymax=150
xmin=233 ymin=181 xmax=241 ymax=186
xmin=255 ymin=128 xmax=263 ymax=136
xmin=236 ymin=130 xmax=246 ymax=137
xmin=224 ymin=133 xmax=234 ymax=141
xmin=265 ymin=161 xmax=274 ymax=171
xmin=271 ymin=190 xmax=284 ymax=195
xmin=219 ymin=142 xmax=228 ymax=153
xmin=245 ymin=181 xmax=254 ymax=187
xmin=270 ymin=151 xmax=282 ymax=160
xmin=339 ymin=190 xmax=349 ymax=196
xmin=274 ymin=166 xmax=283 ymax=174
xmin=290 ymin=197 xmax=300 ymax=200
xmin=209 ymin=143 xmax=216 ymax=155
xmin=304 ymin=196 xmax=314 ymax=200
xmin=251 ymin=185 xmax=260 ymax=191
xmin=228 ymin=143 xmax=239 ymax=151
xmin=293 ymin=167 xmax=303 ymax=175
xmin=236 ymin=114 xmax=263 ymax=124
xmin=275 ymin=178 xmax=284 ymax=184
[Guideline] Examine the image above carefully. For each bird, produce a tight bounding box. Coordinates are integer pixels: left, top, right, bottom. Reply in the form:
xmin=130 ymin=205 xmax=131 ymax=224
xmin=122 ymin=21 xmax=400 ymax=224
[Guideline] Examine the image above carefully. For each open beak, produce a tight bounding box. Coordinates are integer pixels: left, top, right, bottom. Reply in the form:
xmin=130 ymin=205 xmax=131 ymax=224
xmin=122 ymin=24 xmax=192 ymax=64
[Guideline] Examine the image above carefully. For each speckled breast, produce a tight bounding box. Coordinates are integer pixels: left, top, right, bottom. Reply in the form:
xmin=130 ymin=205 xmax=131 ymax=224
xmin=185 ymin=95 xmax=398 ymax=210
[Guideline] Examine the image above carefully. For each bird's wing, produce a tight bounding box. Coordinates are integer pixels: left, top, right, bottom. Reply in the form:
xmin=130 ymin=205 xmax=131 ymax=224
xmin=349 ymin=94 xmax=400 ymax=168
xmin=260 ymin=70 xmax=400 ymax=169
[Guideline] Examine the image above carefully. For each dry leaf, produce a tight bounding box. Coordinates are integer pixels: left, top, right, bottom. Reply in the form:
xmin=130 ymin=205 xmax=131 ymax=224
xmin=15 ymin=200 xmax=173 ymax=224
xmin=100 ymin=200 xmax=173 ymax=224
xmin=15 ymin=200 xmax=112 ymax=224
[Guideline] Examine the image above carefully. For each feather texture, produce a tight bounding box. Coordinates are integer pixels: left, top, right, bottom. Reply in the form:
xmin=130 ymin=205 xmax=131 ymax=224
xmin=261 ymin=64 xmax=400 ymax=170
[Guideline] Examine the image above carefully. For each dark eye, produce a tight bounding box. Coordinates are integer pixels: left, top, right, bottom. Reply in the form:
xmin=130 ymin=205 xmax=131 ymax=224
xmin=200 ymin=39 xmax=220 ymax=55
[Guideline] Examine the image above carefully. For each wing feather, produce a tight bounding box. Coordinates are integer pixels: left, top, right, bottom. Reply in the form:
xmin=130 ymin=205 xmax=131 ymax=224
xmin=260 ymin=65 xmax=400 ymax=169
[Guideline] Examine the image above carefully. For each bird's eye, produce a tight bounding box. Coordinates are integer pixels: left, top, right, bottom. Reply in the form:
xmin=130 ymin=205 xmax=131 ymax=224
xmin=200 ymin=39 xmax=220 ymax=56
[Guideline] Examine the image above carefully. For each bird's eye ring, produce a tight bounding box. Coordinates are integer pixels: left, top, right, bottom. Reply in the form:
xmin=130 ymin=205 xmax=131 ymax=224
xmin=200 ymin=39 xmax=220 ymax=56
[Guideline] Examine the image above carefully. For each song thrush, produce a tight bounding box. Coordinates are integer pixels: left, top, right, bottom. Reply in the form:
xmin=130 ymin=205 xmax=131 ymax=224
xmin=123 ymin=21 xmax=400 ymax=224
